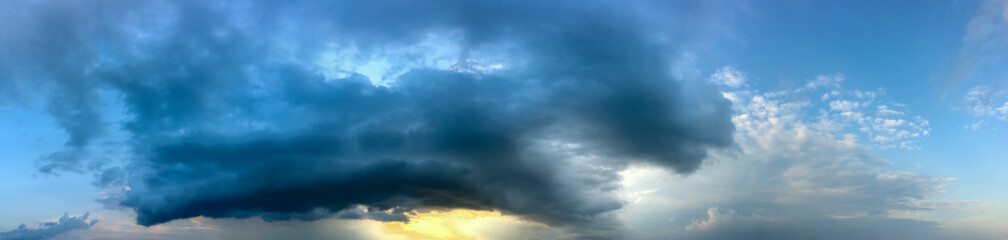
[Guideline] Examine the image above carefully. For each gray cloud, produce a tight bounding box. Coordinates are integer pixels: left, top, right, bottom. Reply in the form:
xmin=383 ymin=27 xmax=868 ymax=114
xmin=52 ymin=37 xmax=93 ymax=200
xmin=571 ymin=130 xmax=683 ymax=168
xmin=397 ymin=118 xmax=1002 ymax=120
xmin=0 ymin=0 xmax=115 ymax=173
xmin=0 ymin=213 xmax=97 ymax=240
xmin=0 ymin=0 xmax=735 ymax=237
xmin=617 ymin=78 xmax=978 ymax=240
xmin=681 ymin=208 xmax=941 ymax=240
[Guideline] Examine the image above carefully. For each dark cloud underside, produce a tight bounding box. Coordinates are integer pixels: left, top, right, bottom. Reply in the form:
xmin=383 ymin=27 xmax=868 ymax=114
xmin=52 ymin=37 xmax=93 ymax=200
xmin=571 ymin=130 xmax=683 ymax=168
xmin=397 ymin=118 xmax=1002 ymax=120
xmin=0 ymin=0 xmax=735 ymax=237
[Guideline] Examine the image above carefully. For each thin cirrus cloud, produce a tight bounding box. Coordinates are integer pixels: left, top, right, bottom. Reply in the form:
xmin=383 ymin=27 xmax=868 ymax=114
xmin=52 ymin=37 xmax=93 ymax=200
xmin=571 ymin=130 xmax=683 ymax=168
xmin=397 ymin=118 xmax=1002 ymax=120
xmin=944 ymin=0 xmax=1008 ymax=131
xmin=946 ymin=0 xmax=1008 ymax=89
xmin=0 ymin=0 xmax=734 ymax=238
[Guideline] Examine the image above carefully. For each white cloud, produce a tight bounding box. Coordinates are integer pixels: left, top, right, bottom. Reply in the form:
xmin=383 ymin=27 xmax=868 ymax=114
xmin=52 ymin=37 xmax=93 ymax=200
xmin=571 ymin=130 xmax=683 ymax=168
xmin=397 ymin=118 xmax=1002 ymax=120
xmin=815 ymin=88 xmax=930 ymax=149
xmin=616 ymin=84 xmax=976 ymax=239
xmin=718 ymin=71 xmax=929 ymax=150
xmin=964 ymin=85 xmax=1008 ymax=123
xmin=614 ymin=70 xmax=988 ymax=239
xmin=711 ymin=66 xmax=747 ymax=88
xmin=877 ymin=105 xmax=904 ymax=116
xmin=829 ymin=100 xmax=861 ymax=112
xmin=804 ymin=74 xmax=844 ymax=90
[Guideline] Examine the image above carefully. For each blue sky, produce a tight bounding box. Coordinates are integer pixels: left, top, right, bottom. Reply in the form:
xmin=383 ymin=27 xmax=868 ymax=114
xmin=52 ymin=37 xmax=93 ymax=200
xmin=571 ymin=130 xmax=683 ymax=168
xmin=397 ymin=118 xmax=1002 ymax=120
xmin=731 ymin=0 xmax=1008 ymax=201
xmin=1 ymin=0 xmax=1006 ymax=239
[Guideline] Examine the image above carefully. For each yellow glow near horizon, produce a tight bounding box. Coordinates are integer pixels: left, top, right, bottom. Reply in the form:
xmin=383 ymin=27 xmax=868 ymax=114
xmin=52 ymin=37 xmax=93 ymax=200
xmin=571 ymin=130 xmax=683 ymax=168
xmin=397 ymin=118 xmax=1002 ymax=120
xmin=379 ymin=209 xmax=520 ymax=240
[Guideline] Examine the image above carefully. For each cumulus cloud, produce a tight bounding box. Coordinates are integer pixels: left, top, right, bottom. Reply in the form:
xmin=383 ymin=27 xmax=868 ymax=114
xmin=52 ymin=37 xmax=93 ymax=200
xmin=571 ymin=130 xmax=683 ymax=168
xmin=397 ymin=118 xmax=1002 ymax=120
xmin=0 ymin=0 xmax=736 ymax=237
xmin=726 ymin=89 xmax=945 ymax=215
xmin=710 ymin=66 xmax=746 ymax=88
xmin=797 ymin=76 xmax=931 ymax=149
xmin=617 ymin=69 xmax=969 ymax=240
xmin=0 ymin=213 xmax=97 ymax=240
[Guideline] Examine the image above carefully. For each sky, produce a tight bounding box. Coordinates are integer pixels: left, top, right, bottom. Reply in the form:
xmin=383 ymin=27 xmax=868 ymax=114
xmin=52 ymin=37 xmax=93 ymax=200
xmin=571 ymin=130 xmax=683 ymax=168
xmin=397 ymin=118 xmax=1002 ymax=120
xmin=0 ymin=0 xmax=1006 ymax=239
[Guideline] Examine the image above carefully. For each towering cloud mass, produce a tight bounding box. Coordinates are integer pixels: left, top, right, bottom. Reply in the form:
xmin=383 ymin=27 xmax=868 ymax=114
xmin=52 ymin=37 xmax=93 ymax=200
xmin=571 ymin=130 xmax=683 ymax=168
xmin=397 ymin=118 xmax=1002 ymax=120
xmin=0 ymin=0 xmax=734 ymax=236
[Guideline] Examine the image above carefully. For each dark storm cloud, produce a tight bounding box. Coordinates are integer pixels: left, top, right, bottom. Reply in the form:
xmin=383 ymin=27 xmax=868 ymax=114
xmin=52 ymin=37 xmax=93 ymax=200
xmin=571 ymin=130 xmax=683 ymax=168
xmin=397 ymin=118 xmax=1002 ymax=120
xmin=0 ymin=0 xmax=113 ymax=173
xmin=0 ymin=213 xmax=97 ymax=240
xmin=0 ymin=0 xmax=734 ymax=237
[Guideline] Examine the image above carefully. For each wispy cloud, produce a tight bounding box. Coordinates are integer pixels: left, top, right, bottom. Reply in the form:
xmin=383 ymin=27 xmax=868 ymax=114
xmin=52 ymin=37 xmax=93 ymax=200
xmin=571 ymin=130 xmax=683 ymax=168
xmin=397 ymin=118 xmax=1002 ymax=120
xmin=945 ymin=0 xmax=1008 ymax=89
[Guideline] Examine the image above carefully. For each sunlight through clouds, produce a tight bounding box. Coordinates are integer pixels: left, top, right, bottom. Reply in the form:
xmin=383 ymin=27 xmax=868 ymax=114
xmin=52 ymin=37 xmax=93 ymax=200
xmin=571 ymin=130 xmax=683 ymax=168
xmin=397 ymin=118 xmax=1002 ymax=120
xmin=1 ymin=1 xmax=1006 ymax=239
